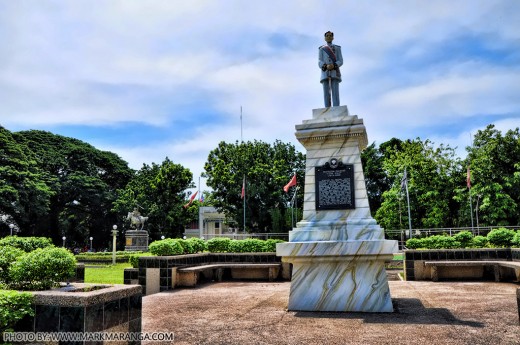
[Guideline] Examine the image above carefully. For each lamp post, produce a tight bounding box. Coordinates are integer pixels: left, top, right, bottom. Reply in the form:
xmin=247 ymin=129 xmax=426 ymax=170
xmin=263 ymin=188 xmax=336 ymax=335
xmin=9 ymin=224 xmax=14 ymax=236
xmin=62 ymin=236 xmax=66 ymax=247
xmin=112 ymin=225 xmax=118 ymax=265
xmin=89 ymin=237 xmax=93 ymax=252
xmin=161 ymin=235 xmax=165 ymax=240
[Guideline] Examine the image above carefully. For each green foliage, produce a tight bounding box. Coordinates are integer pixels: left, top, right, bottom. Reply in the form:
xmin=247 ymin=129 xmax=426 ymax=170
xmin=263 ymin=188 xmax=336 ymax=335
xmin=472 ymin=235 xmax=489 ymax=248
xmin=113 ymin=157 xmax=194 ymax=239
xmin=0 ymin=127 xmax=54 ymax=237
xmin=76 ymin=251 xmax=145 ymax=263
xmin=405 ymin=238 xmax=423 ymax=249
xmin=128 ymin=253 xmax=152 ymax=268
xmin=464 ymin=125 xmax=520 ymax=226
xmin=453 ymin=231 xmax=474 ymax=248
xmin=9 ymin=247 xmax=77 ymax=290
xmin=406 ymin=235 xmax=459 ymax=249
xmin=423 ymin=235 xmax=460 ymax=249
xmin=0 ymin=246 xmax=25 ymax=283
xmin=206 ymin=237 xmax=232 ymax=253
xmin=486 ymin=228 xmax=516 ymax=247
xmin=185 ymin=237 xmax=207 ymax=253
xmin=204 ymin=140 xmax=305 ymax=232
xmin=0 ymin=236 xmax=53 ymax=252
xmin=375 ymin=138 xmax=462 ymax=230
xmin=226 ymin=238 xmax=285 ymax=253
xmin=10 ymin=129 xmax=133 ymax=244
xmin=148 ymin=239 xmax=184 ymax=256
xmin=0 ymin=290 xmax=34 ymax=333
xmin=175 ymin=239 xmax=194 ymax=254
xmin=228 ymin=239 xmax=265 ymax=253
xmin=512 ymin=231 xmax=520 ymax=247
xmin=264 ymin=239 xmax=285 ymax=252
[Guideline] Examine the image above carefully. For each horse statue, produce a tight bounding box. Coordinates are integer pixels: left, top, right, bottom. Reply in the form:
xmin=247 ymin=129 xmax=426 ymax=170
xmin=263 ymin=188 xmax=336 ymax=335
xmin=126 ymin=208 xmax=149 ymax=230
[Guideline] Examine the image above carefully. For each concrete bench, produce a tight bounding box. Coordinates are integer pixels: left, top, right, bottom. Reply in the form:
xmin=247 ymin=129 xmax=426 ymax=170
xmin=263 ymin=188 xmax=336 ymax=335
xmin=177 ymin=263 xmax=281 ymax=287
xmin=424 ymin=261 xmax=520 ymax=282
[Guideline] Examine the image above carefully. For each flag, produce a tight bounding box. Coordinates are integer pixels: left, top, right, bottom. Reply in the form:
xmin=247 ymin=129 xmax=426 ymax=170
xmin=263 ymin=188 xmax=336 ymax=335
xmin=183 ymin=191 xmax=198 ymax=208
xmin=283 ymin=173 xmax=297 ymax=193
xmin=400 ymin=169 xmax=408 ymax=190
xmin=241 ymin=176 xmax=245 ymax=199
xmin=199 ymin=194 xmax=204 ymax=202
xmin=467 ymin=166 xmax=471 ymax=189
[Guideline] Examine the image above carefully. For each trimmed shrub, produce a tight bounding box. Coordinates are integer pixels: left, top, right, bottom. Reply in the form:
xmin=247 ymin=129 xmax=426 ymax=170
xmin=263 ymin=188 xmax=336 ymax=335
xmin=422 ymin=235 xmax=460 ymax=249
xmin=472 ymin=235 xmax=489 ymax=248
xmin=453 ymin=231 xmax=474 ymax=248
xmin=0 ymin=290 xmax=34 ymax=333
xmin=264 ymin=239 xmax=285 ymax=252
xmin=9 ymin=247 xmax=77 ymax=290
xmin=206 ymin=237 xmax=231 ymax=253
xmin=487 ymin=228 xmax=516 ymax=247
xmin=0 ymin=236 xmax=53 ymax=252
xmin=512 ymin=231 xmax=520 ymax=248
xmin=176 ymin=239 xmax=194 ymax=254
xmin=148 ymin=239 xmax=183 ymax=256
xmin=405 ymin=238 xmax=423 ymax=249
xmin=0 ymin=246 xmax=25 ymax=284
xmin=186 ymin=237 xmax=207 ymax=253
xmin=228 ymin=239 xmax=265 ymax=253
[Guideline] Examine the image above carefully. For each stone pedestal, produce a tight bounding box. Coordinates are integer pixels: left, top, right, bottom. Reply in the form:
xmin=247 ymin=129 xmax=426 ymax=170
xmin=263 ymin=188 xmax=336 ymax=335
xmin=125 ymin=230 xmax=149 ymax=251
xmin=276 ymin=106 xmax=397 ymax=312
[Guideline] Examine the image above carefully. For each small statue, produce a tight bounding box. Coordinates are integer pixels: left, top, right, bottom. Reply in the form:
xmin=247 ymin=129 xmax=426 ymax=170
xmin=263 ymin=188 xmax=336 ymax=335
xmin=319 ymin=31 xmax=343 ymax=107
xmin=126 ymin=208 xmax=149 ymax=230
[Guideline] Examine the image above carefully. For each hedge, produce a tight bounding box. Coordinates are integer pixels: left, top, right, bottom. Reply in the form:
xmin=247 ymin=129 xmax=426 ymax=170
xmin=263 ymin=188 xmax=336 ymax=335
xmin=9 ymin=247 xmax=77 ymax=290
xmin=145 ymin=237 xmax=286 ymax=256
xmin=0 ymin=236 xmax=53 ymax=252
xmin=0 ymin=290 xmax=34 ymax=333
xmin=405 ymin=228 xmax=520 ymax=249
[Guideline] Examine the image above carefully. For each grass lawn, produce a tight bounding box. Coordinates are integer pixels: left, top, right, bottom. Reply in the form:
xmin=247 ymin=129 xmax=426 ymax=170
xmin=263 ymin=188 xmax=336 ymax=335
xmin=393 ymin=254 xmax=403 ymax=260
xmin=84 ymin=263 xmax=132 ymax=284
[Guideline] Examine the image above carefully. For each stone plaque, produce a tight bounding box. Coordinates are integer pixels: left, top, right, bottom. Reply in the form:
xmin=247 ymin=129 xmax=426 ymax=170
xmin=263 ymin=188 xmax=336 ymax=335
xmin=315 ymin=159 xmax=355 ymax=210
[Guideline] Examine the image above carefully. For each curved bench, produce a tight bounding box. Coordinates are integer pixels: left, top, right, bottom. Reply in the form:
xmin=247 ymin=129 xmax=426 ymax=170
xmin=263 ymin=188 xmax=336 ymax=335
xmin=176 ymin=263 xmax=281 ymax=287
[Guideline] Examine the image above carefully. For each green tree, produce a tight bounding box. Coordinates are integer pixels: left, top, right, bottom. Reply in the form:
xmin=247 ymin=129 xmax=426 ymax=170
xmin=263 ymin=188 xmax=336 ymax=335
xmin=375 ymin=138 xmax=463 ymax=230
xmin=460 ymin=125 xmax=520 ymax=226
xmin=204 ymin=140 xmax=305 ymax=233
xmin=0 ymin=127 xmax=54 ymax=235
xmin=12 ymin=130 xmax=133 ymax=246
xmin=113 ymin=158 xmax=194 ymax=239
xmin=361 ymin=142 xmax=391 ymax=216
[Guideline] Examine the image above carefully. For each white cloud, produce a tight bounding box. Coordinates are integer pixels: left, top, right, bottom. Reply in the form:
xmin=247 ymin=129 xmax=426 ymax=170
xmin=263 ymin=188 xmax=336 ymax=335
xmin=1 ymin=0 xmax=519 ymax=188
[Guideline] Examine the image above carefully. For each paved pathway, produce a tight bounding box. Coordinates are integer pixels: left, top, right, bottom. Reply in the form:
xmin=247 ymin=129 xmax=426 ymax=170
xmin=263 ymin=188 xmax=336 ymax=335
xmin=142 ymin=281 xmax=520 ymax=345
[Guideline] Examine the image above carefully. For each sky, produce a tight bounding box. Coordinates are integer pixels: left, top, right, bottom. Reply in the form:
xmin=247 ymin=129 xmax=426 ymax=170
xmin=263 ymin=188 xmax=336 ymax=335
xmin=1 ymin=0 xmax=519 ymax=195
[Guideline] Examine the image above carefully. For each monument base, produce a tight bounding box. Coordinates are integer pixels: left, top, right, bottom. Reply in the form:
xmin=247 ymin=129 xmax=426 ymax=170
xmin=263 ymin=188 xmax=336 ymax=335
xmin=277 ymin=240 xmax=396 ymax=312
xmin=125 ymin=230 xmax=149 ymax=251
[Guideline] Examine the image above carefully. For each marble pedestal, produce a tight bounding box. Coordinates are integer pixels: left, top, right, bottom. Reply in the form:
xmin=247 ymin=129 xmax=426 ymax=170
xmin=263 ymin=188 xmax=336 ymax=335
xmin=276 ymin=106 xmax=397 ymax=312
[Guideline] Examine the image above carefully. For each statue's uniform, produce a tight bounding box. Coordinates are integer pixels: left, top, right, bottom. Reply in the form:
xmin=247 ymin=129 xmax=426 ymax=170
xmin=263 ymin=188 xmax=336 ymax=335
xmin=318 ymin=43 xmax=343 ymax=107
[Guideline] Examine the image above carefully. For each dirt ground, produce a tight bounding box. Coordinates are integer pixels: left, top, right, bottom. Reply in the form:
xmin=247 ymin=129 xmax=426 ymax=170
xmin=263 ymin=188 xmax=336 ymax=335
xmin=142 ymin=280 xmax=520 ymax=345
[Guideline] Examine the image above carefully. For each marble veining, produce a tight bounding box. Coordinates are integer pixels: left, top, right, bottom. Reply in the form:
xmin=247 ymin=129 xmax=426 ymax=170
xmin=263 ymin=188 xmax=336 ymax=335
xmin=277 ymin=106 xmax=397 ymax=312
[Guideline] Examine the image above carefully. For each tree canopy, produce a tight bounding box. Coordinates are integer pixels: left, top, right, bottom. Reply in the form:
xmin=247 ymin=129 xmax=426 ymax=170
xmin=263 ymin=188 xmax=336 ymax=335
xmin=112 ymin=158 xmax=195 ymax=239
xmin=204 ymin=140 xmax=305 ymax=232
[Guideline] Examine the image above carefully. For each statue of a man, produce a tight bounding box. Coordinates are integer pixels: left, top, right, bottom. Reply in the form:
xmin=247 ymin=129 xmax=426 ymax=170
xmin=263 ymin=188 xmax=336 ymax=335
xmin=319 ymin=31 xmax=343 ymax=107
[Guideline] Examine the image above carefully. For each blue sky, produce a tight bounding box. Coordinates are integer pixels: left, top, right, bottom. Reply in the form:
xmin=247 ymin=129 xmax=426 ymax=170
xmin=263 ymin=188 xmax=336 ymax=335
xmin=1 ymin=0 xmax=519 ymax=194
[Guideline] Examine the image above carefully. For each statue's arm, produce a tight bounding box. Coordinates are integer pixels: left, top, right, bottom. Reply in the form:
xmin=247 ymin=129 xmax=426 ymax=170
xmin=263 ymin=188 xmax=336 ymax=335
xmin=318 ymin=47 xmax=326 ymax=69
xmin=335 ymin=45 xmax=343 ymax=67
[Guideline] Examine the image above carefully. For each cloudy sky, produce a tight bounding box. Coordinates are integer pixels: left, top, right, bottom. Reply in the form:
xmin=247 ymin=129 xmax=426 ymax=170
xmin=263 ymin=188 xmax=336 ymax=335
xmin=1 ymin=0 xmax=519 ymax=194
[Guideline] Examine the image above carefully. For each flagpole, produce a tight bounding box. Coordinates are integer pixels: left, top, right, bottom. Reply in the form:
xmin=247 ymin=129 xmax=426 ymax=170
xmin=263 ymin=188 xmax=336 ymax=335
xmin=243 ymin=176 xmax=246 ymax=233
xmin=468 ymin=166 xmax=474 ymax=232
xmin=402 ymin=169 xmax=412 ymax=239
